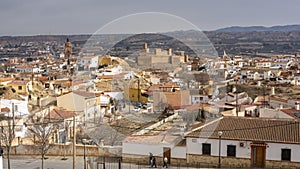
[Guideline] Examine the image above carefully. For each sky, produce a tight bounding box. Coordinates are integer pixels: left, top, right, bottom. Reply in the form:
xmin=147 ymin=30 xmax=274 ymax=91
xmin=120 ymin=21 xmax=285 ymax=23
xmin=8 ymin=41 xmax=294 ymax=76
xmin=1 ymin=0 xmax=300 ymax=36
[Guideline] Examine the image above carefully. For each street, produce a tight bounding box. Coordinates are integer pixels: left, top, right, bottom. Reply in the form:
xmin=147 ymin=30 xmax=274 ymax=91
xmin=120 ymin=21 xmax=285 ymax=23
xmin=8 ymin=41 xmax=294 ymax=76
xmin=2 ymin=156 xmax=205 ymax=169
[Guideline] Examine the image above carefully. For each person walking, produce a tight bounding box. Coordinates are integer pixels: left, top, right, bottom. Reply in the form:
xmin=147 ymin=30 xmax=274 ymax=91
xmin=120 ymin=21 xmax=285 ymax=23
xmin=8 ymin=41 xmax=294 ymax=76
xmin=149 ymin=152 xmax=153 ymax=166
xmin=151 ymin=156 xmax=157 ymax=168
xmin=163 ymin=156 xmax=168 ymax=168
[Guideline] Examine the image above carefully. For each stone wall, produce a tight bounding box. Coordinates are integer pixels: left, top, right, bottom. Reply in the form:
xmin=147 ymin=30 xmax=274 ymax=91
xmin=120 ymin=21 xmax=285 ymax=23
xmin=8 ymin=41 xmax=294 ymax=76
xmin=187 ymin=154 xmax=300 ymax=168
xmin=187 ymin=154 xmax=251 ymax=168
xmin=122 ymin=154 xmax=149 ymax=164
xmin=122 ymin=154 xmax=186 ymax=166
xmin=8 ymin=144 xmax=121 ymax=157
xmin=266 ymin=160 xmax=300 ymax=168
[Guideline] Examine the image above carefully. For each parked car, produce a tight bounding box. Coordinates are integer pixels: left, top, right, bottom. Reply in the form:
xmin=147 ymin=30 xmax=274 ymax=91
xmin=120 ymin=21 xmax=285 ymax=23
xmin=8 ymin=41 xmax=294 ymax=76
xmin=133 ymin=107 xmax=140 ymax=112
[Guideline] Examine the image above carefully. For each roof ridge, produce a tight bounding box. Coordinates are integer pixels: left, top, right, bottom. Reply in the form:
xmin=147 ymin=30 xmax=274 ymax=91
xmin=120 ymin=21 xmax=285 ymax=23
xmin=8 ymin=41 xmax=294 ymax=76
xmin=184 ymin=117 xmax=223 ymax=136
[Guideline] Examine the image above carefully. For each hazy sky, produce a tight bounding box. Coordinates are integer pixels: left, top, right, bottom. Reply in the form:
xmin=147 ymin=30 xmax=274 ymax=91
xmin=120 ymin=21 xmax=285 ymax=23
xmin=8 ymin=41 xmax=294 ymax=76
xmin=1 ymin=0 xmax=300 ymax=36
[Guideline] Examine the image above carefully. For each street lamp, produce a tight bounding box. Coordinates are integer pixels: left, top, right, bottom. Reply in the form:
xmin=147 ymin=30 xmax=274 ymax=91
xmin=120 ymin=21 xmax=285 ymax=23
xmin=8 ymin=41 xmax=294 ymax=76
xmin=82 ymin=139 xmax=87 ymax=169
xmin=218 ymin=131 xmax=223 ymax=168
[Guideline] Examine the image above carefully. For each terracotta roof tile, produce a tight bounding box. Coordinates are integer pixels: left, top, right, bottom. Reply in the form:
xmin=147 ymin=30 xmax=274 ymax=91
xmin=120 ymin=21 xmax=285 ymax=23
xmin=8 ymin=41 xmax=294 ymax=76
xmin=47 ymin=108 xmax=76 ymax=120
xmin=1 ymin=107 xmax=10 ymax=113
xmin=187 ymin=116 xmax=300 ymax=144
xmin=159 ymin=82 xmax=179 ymax=88
xmin=7 ymin=80 xmax=30 ymax=85
xmin=73 ymin=90 xmax=97 ymax=98
xmin=280 ymin=108 xmax=300 ymax=118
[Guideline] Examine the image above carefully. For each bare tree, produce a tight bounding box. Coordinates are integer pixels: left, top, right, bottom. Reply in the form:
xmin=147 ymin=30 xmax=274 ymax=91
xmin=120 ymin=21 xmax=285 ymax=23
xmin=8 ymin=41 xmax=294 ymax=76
xmin=1 ymin=119 xmax=15 ymax=169
xmin=1 ymin=104 xmax=17 ymax=169
xmin=27 ymin=116 xmax=57 ymax=169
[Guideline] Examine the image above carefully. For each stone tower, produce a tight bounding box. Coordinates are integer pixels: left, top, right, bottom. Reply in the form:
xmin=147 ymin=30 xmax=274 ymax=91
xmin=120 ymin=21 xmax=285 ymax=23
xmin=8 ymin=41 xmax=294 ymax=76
xmin=64 ymin=38 xmax=72 ymax=64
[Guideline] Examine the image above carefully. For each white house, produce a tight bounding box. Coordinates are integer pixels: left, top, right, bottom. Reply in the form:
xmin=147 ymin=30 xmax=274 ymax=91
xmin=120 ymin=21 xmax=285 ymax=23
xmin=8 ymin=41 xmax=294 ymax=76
xmin=56 ymin=91 xmax=103 ymax=125
xmin=1 ymin=98 xmax=30 ymax=118
xmin=46 ymin=108 xmax=77 ymax=144
xmin=77 ymin=55 xmax=99 ymax=71
xmin=0 ymin=98 xmax=30 ymax=139
xmin=256 ymin=61 xmax=272 ymax=68
xmin=122 ymin=134 xmax=186 ymax=164
xmin=189 ymin=89 xmax=209 ymax=105
xmin=185 ymin=116 xmax=300 ymax=168
xmin=14 ymin=65 xmax=40 ymax=73
xmin=292 ymin=76 xmax=300 ymax=86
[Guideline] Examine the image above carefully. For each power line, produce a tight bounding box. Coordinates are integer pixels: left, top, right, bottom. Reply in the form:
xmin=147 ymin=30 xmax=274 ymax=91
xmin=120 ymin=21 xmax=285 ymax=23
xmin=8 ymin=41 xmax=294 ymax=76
xmin=197 ymin=120 xmax=300 ymax=133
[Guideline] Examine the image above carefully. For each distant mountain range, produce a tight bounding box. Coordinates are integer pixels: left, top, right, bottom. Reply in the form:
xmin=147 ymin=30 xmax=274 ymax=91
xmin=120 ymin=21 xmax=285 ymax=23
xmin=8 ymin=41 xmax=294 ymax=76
xmin=215 ymin=24 xmax=300 ymax=32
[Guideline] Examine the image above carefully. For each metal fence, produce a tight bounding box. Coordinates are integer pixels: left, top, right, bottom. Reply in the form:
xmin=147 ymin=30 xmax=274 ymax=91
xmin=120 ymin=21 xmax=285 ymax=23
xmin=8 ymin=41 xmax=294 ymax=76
xmin=93 ymin=157 xmax=290 ymax=169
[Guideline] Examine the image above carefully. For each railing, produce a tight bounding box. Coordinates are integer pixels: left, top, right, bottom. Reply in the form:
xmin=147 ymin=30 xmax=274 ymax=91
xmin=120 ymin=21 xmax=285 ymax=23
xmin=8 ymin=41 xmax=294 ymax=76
xmin=93 ymin=158 xmax=285 ymax=169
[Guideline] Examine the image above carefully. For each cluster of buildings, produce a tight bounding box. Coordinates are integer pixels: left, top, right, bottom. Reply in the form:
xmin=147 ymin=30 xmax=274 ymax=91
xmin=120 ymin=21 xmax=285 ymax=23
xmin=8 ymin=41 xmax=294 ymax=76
xmin=0 ymin=38 xmax=299 ymax=168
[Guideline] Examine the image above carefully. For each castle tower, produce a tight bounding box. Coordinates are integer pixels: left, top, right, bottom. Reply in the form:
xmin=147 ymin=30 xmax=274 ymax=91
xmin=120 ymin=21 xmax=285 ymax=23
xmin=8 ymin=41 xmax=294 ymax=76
xmin=64 ymin=38 xmax=72 ymax=64
xmin=142 ymin=43 xmax=149 ymax=53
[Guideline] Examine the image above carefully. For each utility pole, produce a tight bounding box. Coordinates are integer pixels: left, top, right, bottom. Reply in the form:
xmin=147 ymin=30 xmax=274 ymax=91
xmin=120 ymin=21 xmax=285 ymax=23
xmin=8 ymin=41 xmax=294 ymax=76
xmin=137 ymin=78 xmax=140 ymax=103
xmin=263 ymin=80 xmax=266 ymax=108
xmin=12 ymin=103 xmax=15 ymax=127
xmin=235 ymin=79 xmax=238 ymax=117
xmin=94 ymin=102 xmax=96 ymax=124
xmin=73 ymin=116 xmax=76 ymax=169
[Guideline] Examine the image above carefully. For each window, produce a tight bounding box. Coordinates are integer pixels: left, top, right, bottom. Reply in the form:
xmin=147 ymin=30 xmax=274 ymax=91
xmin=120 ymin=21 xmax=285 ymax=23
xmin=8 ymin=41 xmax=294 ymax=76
xmin=227 ymin=145 xmax=236 ymax=157
xmin=18 ymin=86 xmax=22 ymax=90
xmin=202 ymin=143 xmax=211 ymax=155
xmin=281 ymin=149 xmax=291 ymax=161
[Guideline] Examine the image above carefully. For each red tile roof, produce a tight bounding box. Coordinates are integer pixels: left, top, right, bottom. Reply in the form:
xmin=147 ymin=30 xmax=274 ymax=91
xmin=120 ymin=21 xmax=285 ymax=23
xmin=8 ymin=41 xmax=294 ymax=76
xmin=47 ymin=108 xmax=76 ymax=120
xmin=7 ymin=80 xmax=30 ymax=85
xmin=1 ymin=107 xmax=10 ymax=113
xmin=159 ymin=82 xmax=180 ymax=88
xmin=35 ymin=76 xmax=49 ymax=82
xmin=62 ymin=81 xmax=84 ymax=87
xmin=185 ymin=103 xmax=210 ymax=111
xmin=187 ymin=116 xmax=300 ymax=144
xmin=148 ymin=84 xmax=160 ymax=92
xmin=280 ymin=108 xmax=300 ymax=118
xmin=0 ymin=78 xmax=14 ymax=82
xmin=97 ymin=74 xmax=125 ymax=79
xmin=72 ymin=90 xmax=98 ymax=98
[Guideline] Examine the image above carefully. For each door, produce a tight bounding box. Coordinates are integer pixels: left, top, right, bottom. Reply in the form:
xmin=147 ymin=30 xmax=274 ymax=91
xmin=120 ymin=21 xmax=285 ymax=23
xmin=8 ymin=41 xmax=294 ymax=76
xmin=163 ymin=147 xmax=171 ymax=164
xmin=251 ymin=143 xmax=266 ymax=168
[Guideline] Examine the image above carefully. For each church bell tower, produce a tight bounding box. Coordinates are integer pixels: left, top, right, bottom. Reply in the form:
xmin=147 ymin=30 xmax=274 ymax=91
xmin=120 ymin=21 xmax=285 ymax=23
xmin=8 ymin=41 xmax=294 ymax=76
xmin=64 ymin=38 xmax=72 ymax=65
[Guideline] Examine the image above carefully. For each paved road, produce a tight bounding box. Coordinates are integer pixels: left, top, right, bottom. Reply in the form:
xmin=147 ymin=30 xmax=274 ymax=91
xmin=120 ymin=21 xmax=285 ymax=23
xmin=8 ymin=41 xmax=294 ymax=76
xmin=2 ymin=156 xmax=204 ymax=169
xmin=3 ymin=156 xmax=85 ymax=169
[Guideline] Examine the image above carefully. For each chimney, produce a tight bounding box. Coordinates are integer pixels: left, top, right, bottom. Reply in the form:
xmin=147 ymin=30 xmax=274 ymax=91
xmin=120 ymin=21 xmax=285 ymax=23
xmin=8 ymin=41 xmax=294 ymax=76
xmin=143 ymin=43 xmax=147 ymax=49
xmin=271 ymin=87 xmax=275 ymax=95
xmin=279 ymin=104 xmax=283 ymax=109
xmin=295 ymin=101 xmax=300 ymax=110
xmin=99 ymin=139 xmax=104 ymax=147
xmin=232 ymin=86 xmax=237 ymax=93
xmin=257 ymin=81 xmax=261 ymax=86
xmin=184 ymin=55 xmax=189 ymax=62
xmin=168 ymin=48 xmax=172 ymax=55
xmin=37 ymin=97 xmax=40 ymax=108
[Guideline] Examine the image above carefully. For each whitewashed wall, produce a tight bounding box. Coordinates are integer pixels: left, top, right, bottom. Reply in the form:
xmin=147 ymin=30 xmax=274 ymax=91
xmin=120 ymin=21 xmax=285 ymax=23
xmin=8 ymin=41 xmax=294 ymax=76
xmin=187 ymin=138 xmax=300 ymax=162
xmin=187 ymin=138 xmax=251 ymax=158
xmin=171 ymin=146 xmax=186 ymax=159
xmin=123 ymin=142 xmax=165 ymax=157
xmin=123 ymin=142 xmax=186 ymax=159
xmin=267 ymin=143 xmax=300 ymax=162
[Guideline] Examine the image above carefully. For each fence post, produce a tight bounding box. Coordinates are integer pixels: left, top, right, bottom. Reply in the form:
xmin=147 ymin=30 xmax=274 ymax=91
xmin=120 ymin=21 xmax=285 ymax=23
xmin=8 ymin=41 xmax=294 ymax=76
xmin=103 ymin=157 xmax=105 ymax=169
xmin=118 ymin=158 xmax=121 ymax=169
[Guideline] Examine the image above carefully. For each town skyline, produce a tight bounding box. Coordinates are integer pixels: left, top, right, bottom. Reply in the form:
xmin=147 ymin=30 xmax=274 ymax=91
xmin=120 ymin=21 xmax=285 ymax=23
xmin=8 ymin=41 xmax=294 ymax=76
xmin=1 ymin=0 xmax=300 ymax=36
xmin=1 ymin=1 xmax=300 ymax=168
